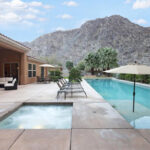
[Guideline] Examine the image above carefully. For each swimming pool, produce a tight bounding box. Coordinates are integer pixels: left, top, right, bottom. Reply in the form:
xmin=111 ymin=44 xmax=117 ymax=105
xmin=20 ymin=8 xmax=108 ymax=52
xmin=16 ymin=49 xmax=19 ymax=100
xmin=86 ymin=79 xmax=150 ymax=129
xmin=0 ymin=104 xmax=72 ymax=129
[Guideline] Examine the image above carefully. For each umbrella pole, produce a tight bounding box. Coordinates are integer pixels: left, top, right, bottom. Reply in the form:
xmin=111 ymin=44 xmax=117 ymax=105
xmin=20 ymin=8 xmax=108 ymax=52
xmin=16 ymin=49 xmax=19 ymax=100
xmin=133 ymin=74 xmax=136 ymax=112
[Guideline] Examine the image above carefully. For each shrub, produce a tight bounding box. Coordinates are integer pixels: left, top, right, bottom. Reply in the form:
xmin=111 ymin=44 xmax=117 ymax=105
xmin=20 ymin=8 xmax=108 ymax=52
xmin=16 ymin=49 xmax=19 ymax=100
xmin=66 ymin=61 xmax=74 ymax=71
xmin=49 ymin=70 xmax=62 ymax=82
xmin=69 ymin=67 xmax=82 ymax=82
xmin=77 ymin=61 xmax=85 ymax=71
xmin=118 ymin=74 xmax=150 ymax=84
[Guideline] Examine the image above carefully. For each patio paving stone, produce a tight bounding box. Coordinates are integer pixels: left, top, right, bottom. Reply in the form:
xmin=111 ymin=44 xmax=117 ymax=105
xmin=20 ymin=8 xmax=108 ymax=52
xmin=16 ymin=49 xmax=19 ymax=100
xmin=72 ymin=102 xmax=132 ymax=129
xmin=71 ymin=129 xmax=150 ymax=150
xmin=137 ymin=129 xmax=150 ymax=143
xmin=0 ymin=130 xmax=24 ymax=150
xmin=0 ymin=103 xmax=22 ymax=119
xmin=10 ymin=130 xmax=71 ymax=150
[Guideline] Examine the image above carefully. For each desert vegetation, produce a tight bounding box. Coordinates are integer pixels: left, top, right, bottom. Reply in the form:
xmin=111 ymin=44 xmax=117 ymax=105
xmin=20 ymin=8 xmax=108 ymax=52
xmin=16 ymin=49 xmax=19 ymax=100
xmin=81 ymin=47 xmax=118 ymax=75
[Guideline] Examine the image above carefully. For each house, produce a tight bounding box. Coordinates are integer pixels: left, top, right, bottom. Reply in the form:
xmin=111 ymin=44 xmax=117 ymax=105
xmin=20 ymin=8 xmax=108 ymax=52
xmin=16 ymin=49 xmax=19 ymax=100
xmin=0 ymin=33 xmax=47 ymax=85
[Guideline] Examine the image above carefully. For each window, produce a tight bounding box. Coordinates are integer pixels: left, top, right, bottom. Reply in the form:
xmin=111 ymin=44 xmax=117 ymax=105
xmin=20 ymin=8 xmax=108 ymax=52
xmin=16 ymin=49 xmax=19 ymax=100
xmin=33 ymin=64 xmax=36 ymax=77
xmin=28 ymin=64 xmax=32 ymax=77
xmin=28 ymin=64 xmax=36 ymax=77
xmin=28 ymin=64 xmax=32 ymax=70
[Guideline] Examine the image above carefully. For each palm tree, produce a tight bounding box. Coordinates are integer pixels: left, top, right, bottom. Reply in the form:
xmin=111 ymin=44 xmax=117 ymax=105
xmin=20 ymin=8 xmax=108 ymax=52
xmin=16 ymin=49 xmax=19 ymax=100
xmin=85 ymin=52 xmax=99 ymax=75
xmin=98 ymin=47 xmax=118 ymax=71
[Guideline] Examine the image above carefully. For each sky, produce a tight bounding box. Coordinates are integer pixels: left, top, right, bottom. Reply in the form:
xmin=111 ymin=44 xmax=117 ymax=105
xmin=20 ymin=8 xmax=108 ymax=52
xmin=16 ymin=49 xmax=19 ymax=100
xmin=0 ymin=0 xmax=150 ymax=42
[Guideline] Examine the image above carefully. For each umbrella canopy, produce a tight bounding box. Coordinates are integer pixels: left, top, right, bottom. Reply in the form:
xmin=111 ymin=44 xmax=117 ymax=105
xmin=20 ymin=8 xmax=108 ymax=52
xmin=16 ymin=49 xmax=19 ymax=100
xmin=104 ymin=63 xmax=150 ymax=112
xmin=40 ymin=64 xmax=55 ymax=68
xmin=105 ymin=64 xmax=150 ymax=75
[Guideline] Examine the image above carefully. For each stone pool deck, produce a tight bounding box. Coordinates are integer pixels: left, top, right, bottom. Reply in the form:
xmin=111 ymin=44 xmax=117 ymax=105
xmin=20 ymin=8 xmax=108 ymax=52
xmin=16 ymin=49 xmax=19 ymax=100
xmin=0 ymin=80 xmax=150 ymax=150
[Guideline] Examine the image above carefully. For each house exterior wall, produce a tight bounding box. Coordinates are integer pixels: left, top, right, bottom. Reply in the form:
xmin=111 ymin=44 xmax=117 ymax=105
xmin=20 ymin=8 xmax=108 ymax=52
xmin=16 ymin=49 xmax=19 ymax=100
xmin=0 ymin=34 xmax=46 ymax=85
xmin=26 ymin=58 xmax=44 ymax=84
xmin=0 ymin=47 xmax=21 ymax=83
xmin=0 ymin=47 xmax=45 ymax=85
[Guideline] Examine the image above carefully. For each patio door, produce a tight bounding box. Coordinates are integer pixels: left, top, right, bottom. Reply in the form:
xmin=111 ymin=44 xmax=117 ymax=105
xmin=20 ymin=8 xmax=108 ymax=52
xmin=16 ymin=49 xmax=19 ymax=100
xmin=4 ymin=63 xmax=18 ymax=82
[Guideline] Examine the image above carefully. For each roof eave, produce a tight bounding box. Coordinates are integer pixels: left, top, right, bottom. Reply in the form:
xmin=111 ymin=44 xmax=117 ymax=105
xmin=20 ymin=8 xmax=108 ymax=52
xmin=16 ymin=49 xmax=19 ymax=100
xmin=0 ymin=34 xmax=30 ymax=53
xmin=27 ymin=56 xmax=45 ymax=64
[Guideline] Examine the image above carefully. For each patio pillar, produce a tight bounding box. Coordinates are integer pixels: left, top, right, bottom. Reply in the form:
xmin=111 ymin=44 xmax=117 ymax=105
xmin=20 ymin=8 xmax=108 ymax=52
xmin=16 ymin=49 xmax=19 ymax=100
xmin=20 ymin=53 xmax=28 ymax=85
xmin=0 ymin=62 xmax=3 ymax=77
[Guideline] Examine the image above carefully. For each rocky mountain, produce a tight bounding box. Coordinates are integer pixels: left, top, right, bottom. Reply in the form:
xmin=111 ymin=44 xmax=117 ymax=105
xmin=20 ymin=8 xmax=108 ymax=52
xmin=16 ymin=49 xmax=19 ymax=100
xmin=26 ymin=15 xmax=150 ymax=66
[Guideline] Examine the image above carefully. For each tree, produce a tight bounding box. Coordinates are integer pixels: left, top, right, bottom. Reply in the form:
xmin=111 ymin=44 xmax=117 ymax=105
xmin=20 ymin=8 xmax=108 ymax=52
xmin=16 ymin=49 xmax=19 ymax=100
xmin=84 ymin=52 xmax=100 ymax=75
xmin=98 ymin=47 xmax=118 ymax=70
xmin=66 ymin=61 xmax=74 ymax=71
xmin=69 ymin=67 xmax=82 ymax=82
xmin=77 ymin=61 xmax=85 ymax=71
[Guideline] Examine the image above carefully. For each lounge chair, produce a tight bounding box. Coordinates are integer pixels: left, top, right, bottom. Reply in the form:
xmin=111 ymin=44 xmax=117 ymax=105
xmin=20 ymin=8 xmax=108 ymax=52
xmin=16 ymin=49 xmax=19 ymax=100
xmin=59 ymin=79 xmax=82 ymax=89
xmin=4 ymin=78 xmax=17 ymax=90
xmin=62 ymin=78 xmax=80 ymax=85
xmin=56 ymin=80 xmax=87 ymax=99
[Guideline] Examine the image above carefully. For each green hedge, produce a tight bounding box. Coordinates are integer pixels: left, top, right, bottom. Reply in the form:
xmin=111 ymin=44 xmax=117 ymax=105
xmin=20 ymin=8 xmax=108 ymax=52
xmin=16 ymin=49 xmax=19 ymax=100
xmin=118 ymin=74 xmax=150 ymax=84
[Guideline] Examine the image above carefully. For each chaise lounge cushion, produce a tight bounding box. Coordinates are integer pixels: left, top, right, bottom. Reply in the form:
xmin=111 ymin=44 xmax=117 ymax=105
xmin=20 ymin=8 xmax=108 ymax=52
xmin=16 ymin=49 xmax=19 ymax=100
xmin=0 ymin=77 xmax=13 ymax=84
xmin=0 ymin=78 xmax=6 ymax=82
xmin=5 ymin=78 xmax=16 ymax=87
xmin=5 ymin=78 xmax=17 ymax=90
xmin=5 ymin=77 xmax=13 ymax=82
xmin=4 ymin=83 xmax=14 ymax=87
xmin=0 ymin=78 xmax=6 ymax=84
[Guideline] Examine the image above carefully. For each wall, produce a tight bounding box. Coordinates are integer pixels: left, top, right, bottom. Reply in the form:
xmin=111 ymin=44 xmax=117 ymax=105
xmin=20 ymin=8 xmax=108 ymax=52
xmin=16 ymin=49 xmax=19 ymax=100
xmin=0 ymin=47 xmax=22 ymax=83
xmin=26 ymin=58 xmax=44 ymax=84
xmin=0 ymin=47 xmax=45 ymax=85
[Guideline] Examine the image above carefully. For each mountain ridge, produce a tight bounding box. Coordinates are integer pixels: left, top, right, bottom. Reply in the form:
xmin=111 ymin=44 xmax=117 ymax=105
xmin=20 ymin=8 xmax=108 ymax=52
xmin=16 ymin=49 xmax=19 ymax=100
xmin=25 ymin=15 xmax=150 ymax=66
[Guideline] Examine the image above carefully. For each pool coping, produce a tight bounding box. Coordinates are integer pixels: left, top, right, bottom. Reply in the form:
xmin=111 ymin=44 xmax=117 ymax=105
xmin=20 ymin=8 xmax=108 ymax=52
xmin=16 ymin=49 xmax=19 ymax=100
xmin=82 ymin=79 xmax=104 ymax=100
xmin=0 ymin=103 xmax=22 ymax=122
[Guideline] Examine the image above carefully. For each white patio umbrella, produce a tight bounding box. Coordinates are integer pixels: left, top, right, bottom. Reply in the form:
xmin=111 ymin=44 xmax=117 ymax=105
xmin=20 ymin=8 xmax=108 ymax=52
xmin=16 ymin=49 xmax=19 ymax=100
xmin=104 ymin=62 xmax=150 ymax=112
xmin=40 ymin=64 xmax=55 ymax=68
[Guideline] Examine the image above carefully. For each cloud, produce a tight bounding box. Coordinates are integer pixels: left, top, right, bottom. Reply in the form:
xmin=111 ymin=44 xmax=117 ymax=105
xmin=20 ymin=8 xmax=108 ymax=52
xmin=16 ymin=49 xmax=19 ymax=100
xmin=0 ymin=12 xmax=22 ymax=23
xmin=63 ymin=1 xmax=78 ymax=7
xmin=0 ymin=0 xmax=53 ymax=26
xmin=125 ymin=0 xmax=132 ymax=4
xmin=29 ymin=1 xmax=54 ymax=9
xmin=29 ymin=1 xmax=43 ymax=7
xmin=133 ymin=0 xmax=150 ymax=9
xmin=134 ymin=19 xmax=147 ymax=25
xmin=57 ymin=14 xmax=72 ymax=19
xmin=22 ymin=20 xmax=34 ymax=26
xmin=24 ymin=14 xmax=36 ymax=20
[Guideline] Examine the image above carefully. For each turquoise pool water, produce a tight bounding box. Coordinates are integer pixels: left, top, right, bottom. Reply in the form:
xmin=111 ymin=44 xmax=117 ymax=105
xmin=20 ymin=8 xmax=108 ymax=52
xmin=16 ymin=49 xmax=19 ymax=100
xmin=0 ymin=105 xmax=72 ymax=129
xmin=86 ymin=79 xmax=150 ymax=129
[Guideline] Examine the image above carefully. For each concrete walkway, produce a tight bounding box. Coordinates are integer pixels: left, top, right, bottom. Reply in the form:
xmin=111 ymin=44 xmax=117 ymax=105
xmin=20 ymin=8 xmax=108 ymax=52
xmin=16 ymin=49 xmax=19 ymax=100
xmin=0 ymin=80 xmax=150 ymax=150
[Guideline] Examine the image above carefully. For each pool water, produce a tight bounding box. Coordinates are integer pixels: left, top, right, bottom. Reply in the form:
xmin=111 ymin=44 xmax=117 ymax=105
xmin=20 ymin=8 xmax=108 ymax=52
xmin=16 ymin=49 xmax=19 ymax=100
xmin=0 ymin=105 xmax=72 ymax=129
xmin=87 ymin=79 xmax=150 ymax=129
